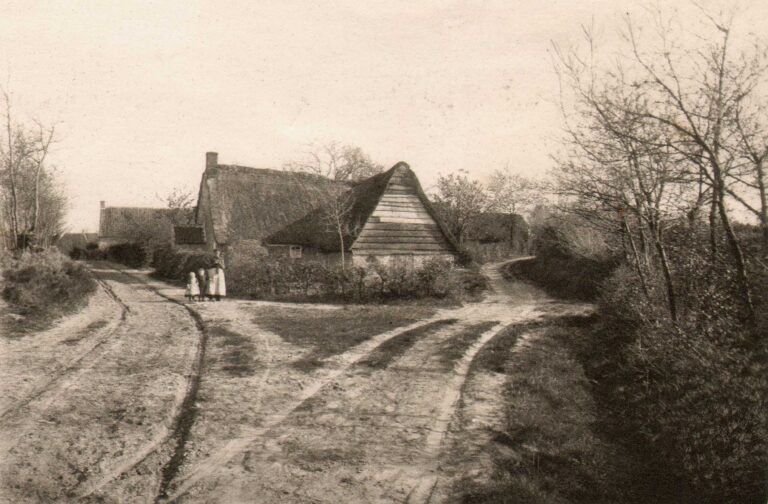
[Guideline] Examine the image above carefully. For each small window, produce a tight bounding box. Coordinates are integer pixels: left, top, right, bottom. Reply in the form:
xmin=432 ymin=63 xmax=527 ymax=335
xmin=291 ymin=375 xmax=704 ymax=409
xmin=289 ymin=245 xmax=303 ymax=259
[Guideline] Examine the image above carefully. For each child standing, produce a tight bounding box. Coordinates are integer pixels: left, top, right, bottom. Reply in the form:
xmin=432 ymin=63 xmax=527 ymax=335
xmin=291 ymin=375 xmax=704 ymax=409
xmin=185 ymin=271 xmax=200 ymax=302
xmin=196 ymin=267 xmax=207 ymax=301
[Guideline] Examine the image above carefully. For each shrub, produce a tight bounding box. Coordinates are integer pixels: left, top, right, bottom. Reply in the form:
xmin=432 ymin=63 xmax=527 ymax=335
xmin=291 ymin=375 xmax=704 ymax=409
xmin=590 ymin=234 xmax=768 ymax=503
xmin=163 ymin=252 xmax=463 ymax=302
xmin=105 ymin=242 xmax=147 ymax=268
xmin=504 ymin=216 xmax=620 ymax=301
xmin=151 ymin=246 xmax=216 ymax=282
xmin=2 ymin=250 xmax=97 ymax=319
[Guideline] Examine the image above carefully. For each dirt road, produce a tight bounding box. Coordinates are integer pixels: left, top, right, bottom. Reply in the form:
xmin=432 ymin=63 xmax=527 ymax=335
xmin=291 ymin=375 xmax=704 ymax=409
xmin=0 ymin=260 xmax=591 ymax=503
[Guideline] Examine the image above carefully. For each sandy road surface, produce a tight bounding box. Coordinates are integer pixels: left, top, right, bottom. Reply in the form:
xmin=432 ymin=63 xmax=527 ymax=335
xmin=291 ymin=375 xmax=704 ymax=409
xmin=0 ymin=259 xmax=591 ymax=503
xmin=161 ymin=259 xmax=592 ymax=504
xmin=0 ymin=264 xmax=204 ymax=503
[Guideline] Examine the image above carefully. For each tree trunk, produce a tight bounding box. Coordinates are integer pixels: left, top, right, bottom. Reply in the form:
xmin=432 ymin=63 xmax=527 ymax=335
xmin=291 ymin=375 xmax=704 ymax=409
xmin=649 ymin=222 xmax=677 ymax=322
xmin=712 ymin=167 xmax=756 ymax=323
xmin=755 ymin=159 xmax=768 ymax=255
xmin=709 ymin=192 xmax=719 ymax=257
xmin=6 ymin=111 xmax=19 ymax=250
xmin=337 ymin=218 xmax=346 ymax=271
xmin=623 ymin=216 xmax=651 ymax=300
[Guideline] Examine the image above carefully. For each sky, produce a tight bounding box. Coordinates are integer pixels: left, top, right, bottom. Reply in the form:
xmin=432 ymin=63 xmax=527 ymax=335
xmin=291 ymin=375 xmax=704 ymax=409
xmin=0 ymin=0 xmax=765 ymax=232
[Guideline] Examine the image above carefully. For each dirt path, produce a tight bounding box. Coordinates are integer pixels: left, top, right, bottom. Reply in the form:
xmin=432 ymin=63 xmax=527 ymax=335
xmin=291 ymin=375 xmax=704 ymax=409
xmin=0 ymin=258 xmax=591 ymax=503
xmin=0 ymin=263 xmax=205 ymax=504
xmin=157 ymin=258 xmax=592 ymax=503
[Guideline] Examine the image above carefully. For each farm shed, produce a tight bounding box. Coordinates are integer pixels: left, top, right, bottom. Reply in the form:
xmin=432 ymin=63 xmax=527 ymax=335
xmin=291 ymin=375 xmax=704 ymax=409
xmin=193 ymin=152 xmax=459 ymax=266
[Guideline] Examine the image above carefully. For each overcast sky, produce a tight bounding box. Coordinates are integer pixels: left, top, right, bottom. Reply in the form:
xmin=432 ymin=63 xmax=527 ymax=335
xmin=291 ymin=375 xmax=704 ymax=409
xmin=1 ymin=0 xmax=765 ymax=232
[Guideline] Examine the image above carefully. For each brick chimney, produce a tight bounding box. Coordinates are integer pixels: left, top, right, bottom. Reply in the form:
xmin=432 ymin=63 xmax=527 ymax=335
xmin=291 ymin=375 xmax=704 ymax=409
xmin=206 ymin=151 xmax=218 ymax=169
xmin=100 ymin=200 xmax=105 ymax=210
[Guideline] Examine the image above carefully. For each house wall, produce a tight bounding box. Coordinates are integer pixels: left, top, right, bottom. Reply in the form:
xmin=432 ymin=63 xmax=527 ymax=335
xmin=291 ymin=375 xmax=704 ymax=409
xmin=265 ymin=244 xmax=345 ymax=264
xmin=351 ymin=167 xmax=456 ymax=261
xmin=176 ymin=244 xmax=209 ymax=253
xmin=351 ymin=252 xmax=454 ymax=268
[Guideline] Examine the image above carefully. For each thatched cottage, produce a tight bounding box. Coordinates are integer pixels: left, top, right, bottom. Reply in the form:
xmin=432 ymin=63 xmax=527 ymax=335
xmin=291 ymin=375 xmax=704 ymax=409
xmin=190 ymin=152 xmax=459 ymax=266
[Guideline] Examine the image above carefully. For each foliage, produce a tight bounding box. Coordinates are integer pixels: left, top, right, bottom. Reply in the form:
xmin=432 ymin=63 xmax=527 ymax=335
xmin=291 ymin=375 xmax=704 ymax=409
xmin=585 ymin=230 xmax=768 ymax=503
xmin=432 ymin=170 xmax=489 ymax=244
xmin=69 ymin=244 xmax=104 ymax=261
xmin=105 ymin=242 xmax=147 ymax=268
xmin=504 ymin=214 xmax=619 ymax=301
xmin=512 ymin=218 xmax=768 ymax=502
xmin=1 ymin=249 xmax=96 ymax=319
xmin=151 ymin=246 xmax=217 ymax=281
xmin=486 ymin=167 xmax=542 ymax=214
xmin=0 ymin=89 xmax=64 ymax=250
xmin=153 ymin=249 xmax=463 ymax=302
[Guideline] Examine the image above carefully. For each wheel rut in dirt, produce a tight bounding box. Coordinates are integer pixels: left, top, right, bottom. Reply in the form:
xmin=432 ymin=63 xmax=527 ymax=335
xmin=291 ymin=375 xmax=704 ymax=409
xmin=71 ymin=264 xmax=210 ymax=502
xmin=0 ymin=275 xmax=129 ymax=422
xmin=160 ymin=315 xmax=470 ymax=503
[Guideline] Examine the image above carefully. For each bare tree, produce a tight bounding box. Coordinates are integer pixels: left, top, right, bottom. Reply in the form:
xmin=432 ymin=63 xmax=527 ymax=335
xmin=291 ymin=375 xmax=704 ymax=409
xmin=157 ymin=186 xmax=196 ymax=225
xmin=283 ymin=141 xmax=384 ymax=181
xmin=321 ymin=184 xmax=359 ymax=269
xmin=486 ymin=166 xmax=541 ymax=215
xmin=431 ymin=170 xmax=489 ymax=244
xmin=552 ymin=7 xmax=766 ymax=323
xmin=0 ymin=87 xmax=63 ymax=250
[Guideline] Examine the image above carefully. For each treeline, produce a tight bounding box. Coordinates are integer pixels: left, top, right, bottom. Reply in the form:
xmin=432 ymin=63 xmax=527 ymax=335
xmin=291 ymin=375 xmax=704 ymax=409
xmin=0 ymin=90 xmax=64 ymax=251
xmin=513 ymin=10 xmax=768 ymax=503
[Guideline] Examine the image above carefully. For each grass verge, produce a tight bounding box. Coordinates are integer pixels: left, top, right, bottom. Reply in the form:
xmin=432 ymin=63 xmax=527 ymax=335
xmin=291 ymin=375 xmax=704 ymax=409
xmin=1 ymin=250 xmax=96 ymax=337
xmin=456 ymin=315 xmax=646 ymax=504
xmin=249 ymin=305 xmax=436 ymax=371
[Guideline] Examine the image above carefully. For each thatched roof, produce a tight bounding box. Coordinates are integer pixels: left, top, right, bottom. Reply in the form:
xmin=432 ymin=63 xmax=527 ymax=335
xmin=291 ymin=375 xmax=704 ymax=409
xmin=99 ymin=207 xmax=180 ymax=242
xmin=266 ymin=162 xmax=459 ymax=253
xmin=195 ymin=164 xmax=348 ymax=246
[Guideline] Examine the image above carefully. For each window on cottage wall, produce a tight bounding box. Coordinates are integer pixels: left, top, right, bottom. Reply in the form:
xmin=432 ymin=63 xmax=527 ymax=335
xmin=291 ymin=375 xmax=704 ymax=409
xmin=289 ymin=245 xmax=303 ymax=259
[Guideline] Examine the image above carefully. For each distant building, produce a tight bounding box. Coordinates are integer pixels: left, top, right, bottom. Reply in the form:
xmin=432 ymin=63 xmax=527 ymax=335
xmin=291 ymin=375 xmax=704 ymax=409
xmin=193 ymin=152 xmax=459 ymax=266
xmin=97 ymin=202 xmax=184 ymax=248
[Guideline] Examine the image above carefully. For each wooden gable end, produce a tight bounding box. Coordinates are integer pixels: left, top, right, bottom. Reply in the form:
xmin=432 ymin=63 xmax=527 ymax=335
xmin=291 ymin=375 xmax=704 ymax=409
xmin=351 ymin=167 xmax=454 ymax=255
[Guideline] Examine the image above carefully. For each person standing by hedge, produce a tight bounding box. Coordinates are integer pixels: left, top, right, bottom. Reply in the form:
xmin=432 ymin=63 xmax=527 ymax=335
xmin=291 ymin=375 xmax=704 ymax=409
xmin=213 ymin=261 xmax=226 ymax=301
xmin=185 ymin=271 xmax=200 ymax=302
xmin=196 ymin=267 xmax=207 ymax=301
xmin=205 ymin=264 xmax=218 ymax=301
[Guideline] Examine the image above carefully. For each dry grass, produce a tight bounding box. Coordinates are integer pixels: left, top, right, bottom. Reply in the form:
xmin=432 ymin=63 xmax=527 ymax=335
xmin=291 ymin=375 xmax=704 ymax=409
xmin=249 ymin=305 xmax=436 ymax=371
xmin=355 ymin=318 xmax=459 ymax=369
xmin=457 ymin=317 xmax=643 ymax=504
xmin=208 ymin=325 xmax=259 ymax=377
xmin=434 ymin=321 xmax=500 ymax=368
